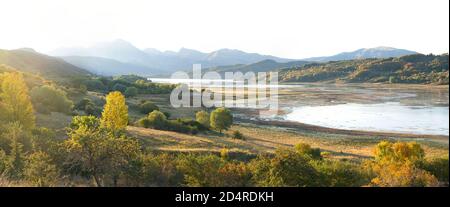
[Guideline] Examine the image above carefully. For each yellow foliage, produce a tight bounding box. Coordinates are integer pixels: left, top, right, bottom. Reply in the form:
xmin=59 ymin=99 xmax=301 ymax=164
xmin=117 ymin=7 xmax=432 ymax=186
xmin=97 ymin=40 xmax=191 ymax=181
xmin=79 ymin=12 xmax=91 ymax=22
xmin=0 ymin=72 xmax=35 ymax=130
xmin=374 ymin=141 xmax=424 ymax=163
xmin=370 ymin=161 xmax=438 ymax=187
xmin=101 ymin=91 xmax=128 ymax=134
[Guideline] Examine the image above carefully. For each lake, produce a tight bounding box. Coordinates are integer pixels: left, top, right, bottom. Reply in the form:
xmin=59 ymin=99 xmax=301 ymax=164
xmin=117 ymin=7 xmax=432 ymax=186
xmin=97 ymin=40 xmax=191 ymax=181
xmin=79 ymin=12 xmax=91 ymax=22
xmin=150 ymin=78 xmax=449 ymax=136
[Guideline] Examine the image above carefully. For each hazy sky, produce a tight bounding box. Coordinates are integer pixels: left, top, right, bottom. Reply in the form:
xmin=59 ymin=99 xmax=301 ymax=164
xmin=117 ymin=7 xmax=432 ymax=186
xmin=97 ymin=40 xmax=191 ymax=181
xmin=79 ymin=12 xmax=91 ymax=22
xmin=0 ymin=0 xmax=448 ymax=59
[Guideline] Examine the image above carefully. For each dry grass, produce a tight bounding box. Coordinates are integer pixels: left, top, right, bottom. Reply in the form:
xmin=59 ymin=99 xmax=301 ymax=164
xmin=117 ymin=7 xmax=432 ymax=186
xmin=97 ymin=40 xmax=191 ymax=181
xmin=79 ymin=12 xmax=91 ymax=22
xmin=128 ymin=124 xmax=449 ymax=161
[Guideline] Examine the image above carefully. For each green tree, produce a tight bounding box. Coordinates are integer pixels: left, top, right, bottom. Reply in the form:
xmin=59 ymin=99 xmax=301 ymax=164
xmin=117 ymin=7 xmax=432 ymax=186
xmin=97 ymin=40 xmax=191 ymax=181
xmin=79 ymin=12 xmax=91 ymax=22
xmin=210 ymin=107 xmax=233 ymax=133
xmin=101 ymin=91 xmax=129 ymax=135
xmin=24 ymin=151 xmax=59 ymax=187
xmin=65 ymin=116 xmax=140 ymax=186
xmin=0 ymin=72 xmax=35 ymax=130
xmin=124 ymin=87 xmax=138 ymax=97
xmin=30 ymin=85 xmax=74 ymax=114
xmin=139 ymin=101 xmax=159 ymax=114
xmin=144 ymin=110 xmax=167 ymax=129
xmin=5 ymin=133 xmax=26 ymax=179
xmin=196 ymin=110 xmax=210 ymax=128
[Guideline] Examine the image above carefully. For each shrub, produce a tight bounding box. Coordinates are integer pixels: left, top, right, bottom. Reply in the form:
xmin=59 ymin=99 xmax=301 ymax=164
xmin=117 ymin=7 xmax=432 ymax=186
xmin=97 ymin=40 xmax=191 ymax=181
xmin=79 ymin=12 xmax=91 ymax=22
xmin=369 ymin=161 xmax=439 ymax=187
xmin=374 ymin=141 xmax=424 ymax=163
xmin=217 ymin=162 xmax=253 ymax=187
xmin=139 ymin=101 xmax=159 ymax=114
xmin=83 ymin=79 xmax=106 ymax=91
xmin=177 ymin=154 xmax=226 ymax=187
xmin=75 ymin=99 xmax=102 ymax=116
xmin=146 ymin=110 xmax=167 ymax=130
xmin=112 ymin=83 xmax=127 ymax=93
xmin=139 ymin=153 xmax=183 ymax=187
xmin=210 ymin=107 xmax=233 ymax=133
xmin=195 ymin=110 xmax=210 ymax=128
xmin=294 ymin=143 xmax=322 ymax=160
xmin=421 ymin=156 xmax=449 ymax=184
xmin=249 ymin=149 xmax=320 ymax=187
xmin=311 ymin=159 xmax=369 ymax=187
xmin=232 ymin=130 xmax=245 ymax=140
xmin=30 ymin=85 xmax=74 ymax=114
xmin=124 ymin=87 xmax=138 ymax=97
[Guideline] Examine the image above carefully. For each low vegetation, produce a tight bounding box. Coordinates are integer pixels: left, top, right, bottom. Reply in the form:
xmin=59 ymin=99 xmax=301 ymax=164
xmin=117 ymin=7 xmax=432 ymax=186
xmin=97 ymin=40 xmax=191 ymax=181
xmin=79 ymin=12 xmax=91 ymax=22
xmin=0 ymin=69 xmax=448 ymax=187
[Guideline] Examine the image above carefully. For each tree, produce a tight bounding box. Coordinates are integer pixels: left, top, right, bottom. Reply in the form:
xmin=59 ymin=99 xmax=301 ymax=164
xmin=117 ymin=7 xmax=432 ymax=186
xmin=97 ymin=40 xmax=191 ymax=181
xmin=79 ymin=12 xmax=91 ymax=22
xmin=101 ymin=91 xmax=128 ymax=135
xmin=210 ymin=107 xmax=233 ymax=133
xmin=24 ymin=151 xmax=59 ymax=187
xmin=139 ymin=101 xmax=159 ymax=114
xmin=195 ymin=110 xmax=210 ymax=128
xmin=30 ymin=85 xmax=73 ymax=114
xmin=0 ymin=72 xmax=35 ymax=130
xmin=124 ymin=87 xmax=138 ymax=97
xmin=112 ymin=83 xmax=127 ymax=93
xmin=65 ymin=116 xmax=141 ymax=187
xmin=145 ymin=110 xmax=167 ymax=129
xmin=5 ymin=131 xmax=26 ymax=179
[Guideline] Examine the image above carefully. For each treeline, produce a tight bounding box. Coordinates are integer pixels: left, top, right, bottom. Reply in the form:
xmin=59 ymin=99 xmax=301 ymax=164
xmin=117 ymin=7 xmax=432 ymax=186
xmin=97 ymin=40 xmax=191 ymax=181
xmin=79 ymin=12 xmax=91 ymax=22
xmin=280 ymin=54 xmax=449 ymax=84
xmin=73 ymin=74 xmax=176 ymax=96
xmin=0 ymin=71 xmax=448 ymax=187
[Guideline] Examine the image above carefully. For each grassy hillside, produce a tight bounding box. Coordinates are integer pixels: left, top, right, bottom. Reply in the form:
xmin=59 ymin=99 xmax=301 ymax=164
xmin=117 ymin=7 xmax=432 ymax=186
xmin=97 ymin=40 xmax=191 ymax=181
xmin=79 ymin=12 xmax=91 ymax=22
xmin=0 ymin=49 xmax=91 ymax=84
xmin=280 ymin=54 xmax=449 ymax=84
xmin=200 ymin=59 xmax=309 ymax=76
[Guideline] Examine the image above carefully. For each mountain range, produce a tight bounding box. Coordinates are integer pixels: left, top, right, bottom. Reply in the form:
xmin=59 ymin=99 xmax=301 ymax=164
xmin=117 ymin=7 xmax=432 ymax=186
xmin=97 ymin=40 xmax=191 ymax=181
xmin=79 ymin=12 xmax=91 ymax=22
xmin=49 ymin=39 xmax=294 ymax=75
xmin=47 ymin=39 xmax=419 ymax=76
xmin=303 ymin=47 xmax=417 ymax=62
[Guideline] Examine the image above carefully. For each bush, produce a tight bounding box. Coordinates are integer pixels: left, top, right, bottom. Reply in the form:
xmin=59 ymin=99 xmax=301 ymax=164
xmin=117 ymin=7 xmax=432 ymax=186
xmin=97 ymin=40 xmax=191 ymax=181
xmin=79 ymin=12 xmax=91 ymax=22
xmin=139 ymin=153 xmax=184 ymax=187
xmin=369 ymin=161 xmax=439 ymax=187
xmin=249 ymin=149 xmax=320 ymax=187
xmin=139 ymin=101 xmax=159 ymax=114
xmin=112 ymin=83 xmax=127 ymax=93
xmin=210 ymin=107 xmax=233 ymax=133
xmin=195 ymin=110 xmax=210 ymax=128
xmin=75 ymin=98 xmax=102 ymax=116
xmin=30 ymin=85 xmax=74 ymax=114
xmin=146 ymin=110 xmax=167 ymax=129
xmin=311 ymin=159 xmax=369 ymax=187
xmin=294 ymin=143 xmax=322 ymax=160
xmin=124 ymin=87 xmax=138 ymax=97
xmin=421 ymin=156 xmax=449 ymax=184
xmin=374 ymin=141 xmax=424 ymax=163
xmin=232 ymin=131 xmax=245 ymax=140
xmin=82 ymin=79 xmax=106 ymax=91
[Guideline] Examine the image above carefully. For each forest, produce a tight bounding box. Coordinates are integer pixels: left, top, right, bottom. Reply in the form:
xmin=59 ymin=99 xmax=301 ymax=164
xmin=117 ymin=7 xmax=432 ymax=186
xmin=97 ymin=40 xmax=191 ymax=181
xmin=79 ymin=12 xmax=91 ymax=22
xmin=279 ymin=54 xmax=449 ymax=84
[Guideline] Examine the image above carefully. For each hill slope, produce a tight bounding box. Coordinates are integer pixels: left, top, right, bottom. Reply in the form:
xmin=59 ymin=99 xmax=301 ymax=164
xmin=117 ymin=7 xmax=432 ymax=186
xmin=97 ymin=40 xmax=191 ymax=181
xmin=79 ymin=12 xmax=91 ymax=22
xmin=0 ymin=49 xmax=91 ymax=83
xmin=200 ymin=59 xmax=310 ymax=76
xmin=303 ymin=47 xmax=418 ymax=62
xmin=280 ymin=54 xmax=449 ymax=84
